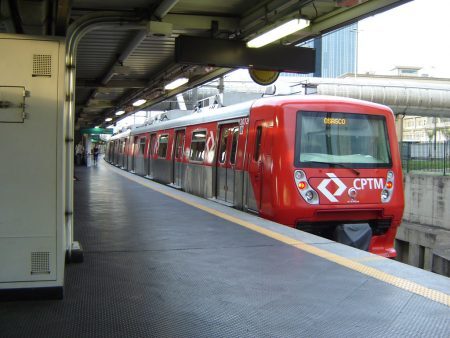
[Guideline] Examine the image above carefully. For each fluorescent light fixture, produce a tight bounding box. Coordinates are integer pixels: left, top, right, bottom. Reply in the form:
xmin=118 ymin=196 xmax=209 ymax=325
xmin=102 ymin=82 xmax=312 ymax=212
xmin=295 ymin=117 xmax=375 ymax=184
xmin=165 ymin=77 xmax=189 ymax=90
xmin=115 ymin=110 xmax=125 ymax=116
xmin=132 ymin=99 xmax=147 ymax=107
xmin=247 ymin=18 xmax=310 ymax=48
xmin=105 ymin=117 xmax=113 ymax=122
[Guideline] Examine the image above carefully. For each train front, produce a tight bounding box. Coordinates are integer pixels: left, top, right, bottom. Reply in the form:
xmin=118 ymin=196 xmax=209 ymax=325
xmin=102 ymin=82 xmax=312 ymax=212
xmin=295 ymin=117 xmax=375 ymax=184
xmin=278 ymin=98 xmax=404 ymax=258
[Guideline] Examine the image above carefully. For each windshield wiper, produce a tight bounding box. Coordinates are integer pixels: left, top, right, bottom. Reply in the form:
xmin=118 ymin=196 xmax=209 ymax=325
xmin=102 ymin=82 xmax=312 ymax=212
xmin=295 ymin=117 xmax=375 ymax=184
xmin=304 ymin=161 xmax=360 ymax=175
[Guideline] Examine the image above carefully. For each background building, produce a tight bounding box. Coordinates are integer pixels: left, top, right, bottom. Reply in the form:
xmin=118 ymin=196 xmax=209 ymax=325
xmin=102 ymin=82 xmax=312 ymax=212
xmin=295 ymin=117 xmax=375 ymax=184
xmin=293 ymin=22 xmax=357 ymax=78
xmin=403 ymin=116 xmax=450 ymax=142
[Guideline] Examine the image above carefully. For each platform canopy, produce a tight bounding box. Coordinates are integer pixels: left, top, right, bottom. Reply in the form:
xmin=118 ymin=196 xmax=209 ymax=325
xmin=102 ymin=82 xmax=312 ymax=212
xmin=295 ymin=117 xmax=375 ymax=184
xmin=0 ymin=0 xmax=412 ymax=129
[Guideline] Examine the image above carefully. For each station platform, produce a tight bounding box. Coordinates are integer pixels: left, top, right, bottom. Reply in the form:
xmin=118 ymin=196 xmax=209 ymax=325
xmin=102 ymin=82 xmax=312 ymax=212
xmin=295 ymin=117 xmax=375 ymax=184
xmin=1 ymin=161 xmax=449 ymax=337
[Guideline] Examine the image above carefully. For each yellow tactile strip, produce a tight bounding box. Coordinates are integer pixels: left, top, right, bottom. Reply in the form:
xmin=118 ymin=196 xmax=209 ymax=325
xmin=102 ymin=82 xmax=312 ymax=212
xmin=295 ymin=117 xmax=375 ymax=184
xmin=110 ymin=166 xmax=450 ymax=307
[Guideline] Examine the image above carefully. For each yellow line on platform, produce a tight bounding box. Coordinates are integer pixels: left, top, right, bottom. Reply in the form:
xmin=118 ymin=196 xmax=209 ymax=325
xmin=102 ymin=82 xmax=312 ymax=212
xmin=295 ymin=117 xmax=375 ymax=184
xmin=110 ymin=165 xmax=450 ymax=307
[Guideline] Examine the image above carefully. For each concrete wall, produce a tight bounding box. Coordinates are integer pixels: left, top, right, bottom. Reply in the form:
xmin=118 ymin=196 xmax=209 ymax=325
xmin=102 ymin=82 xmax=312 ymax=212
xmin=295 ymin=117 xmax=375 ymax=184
xmin=403 ymin=173 xmax=450 ymax=230
xmin=397 ymin=173 xmax=450 ymax=276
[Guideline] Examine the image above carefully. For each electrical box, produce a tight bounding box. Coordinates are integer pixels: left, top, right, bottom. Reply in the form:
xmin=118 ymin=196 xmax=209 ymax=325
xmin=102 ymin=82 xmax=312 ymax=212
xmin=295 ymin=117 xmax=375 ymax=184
xmin=0 ymin=34 xmax=66 ymax=298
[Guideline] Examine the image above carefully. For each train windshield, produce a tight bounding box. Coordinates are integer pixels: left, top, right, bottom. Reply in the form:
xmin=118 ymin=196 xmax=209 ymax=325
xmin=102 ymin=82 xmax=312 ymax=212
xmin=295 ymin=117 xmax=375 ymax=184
xmin=296 ymin=111 xmax=392 ymax=168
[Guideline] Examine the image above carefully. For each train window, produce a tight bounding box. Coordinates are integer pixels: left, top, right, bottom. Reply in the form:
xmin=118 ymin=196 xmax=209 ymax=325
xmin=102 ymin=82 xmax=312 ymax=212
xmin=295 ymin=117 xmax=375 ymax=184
xmin=157 ymin=134 xmax=169 ymax=158
xmin=254 ymin=126 xmax=262 ymax=161
xmin=230 ymin=127 xmax=239 ymax=165
xmin=139 ymin=138 xmax=146 ymax=156
xmin=218 ymin=129 xmax=228 ymax=163
xmin=190 ymin=130 xmax=207 ymax=162
xmin=296 ymin=111 xmax=392 ymax=168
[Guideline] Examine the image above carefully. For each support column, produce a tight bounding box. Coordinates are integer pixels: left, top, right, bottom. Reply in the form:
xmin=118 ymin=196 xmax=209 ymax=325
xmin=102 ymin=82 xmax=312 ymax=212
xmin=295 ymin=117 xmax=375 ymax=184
xmin=408 ymin=243 xmax=421 ymax=267
xmin=423 ymin=247 xmax=433 ymax=271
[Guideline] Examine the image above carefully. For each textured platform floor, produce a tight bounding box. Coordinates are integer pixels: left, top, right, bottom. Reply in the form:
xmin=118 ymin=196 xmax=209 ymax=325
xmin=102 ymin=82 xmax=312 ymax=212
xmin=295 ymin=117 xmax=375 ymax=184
xmin=1 ymin=161 xmax=449 ymax=337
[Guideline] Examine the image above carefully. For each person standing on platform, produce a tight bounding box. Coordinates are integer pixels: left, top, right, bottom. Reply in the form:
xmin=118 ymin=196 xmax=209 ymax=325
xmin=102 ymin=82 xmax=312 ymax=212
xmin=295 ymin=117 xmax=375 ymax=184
xmin=75 ymin=142 xmax=84 ymax=166
xmin=93 ymin=145 xmax=99 ymax=166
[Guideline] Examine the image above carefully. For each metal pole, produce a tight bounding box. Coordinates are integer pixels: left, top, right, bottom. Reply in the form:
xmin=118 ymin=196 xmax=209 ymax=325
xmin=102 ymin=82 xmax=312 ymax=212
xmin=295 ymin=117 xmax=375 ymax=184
xmin=444 ymin=140 xmax=446 ymax=175
xmin=354 ymin=28 xmax=358 ymax=78
xmin=65 ymin=12 xmax=146 ymax=261
xmin=407 ymin=142 xmax=410 ymax=173
xmin=434 ymin=116 xmax=437 ymax=157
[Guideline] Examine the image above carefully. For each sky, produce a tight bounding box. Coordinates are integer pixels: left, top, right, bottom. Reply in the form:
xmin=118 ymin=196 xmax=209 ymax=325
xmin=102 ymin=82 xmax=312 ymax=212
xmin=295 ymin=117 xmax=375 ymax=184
xmin=358 ymin=0 xmax=450 ymax=77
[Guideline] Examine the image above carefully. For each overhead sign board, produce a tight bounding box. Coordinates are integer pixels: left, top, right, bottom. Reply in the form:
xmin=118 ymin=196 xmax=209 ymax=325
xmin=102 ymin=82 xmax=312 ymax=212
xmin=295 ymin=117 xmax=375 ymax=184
xmin=175 ymin=36 xmax=315 ymax=74
xmin=80 ymin=128 xmax=113 ymax=135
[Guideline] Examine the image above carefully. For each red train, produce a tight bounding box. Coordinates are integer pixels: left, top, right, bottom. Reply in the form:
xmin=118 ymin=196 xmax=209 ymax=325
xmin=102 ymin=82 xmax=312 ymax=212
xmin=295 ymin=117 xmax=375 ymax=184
xmin=105 ymin=95 xmax=404 ymax=257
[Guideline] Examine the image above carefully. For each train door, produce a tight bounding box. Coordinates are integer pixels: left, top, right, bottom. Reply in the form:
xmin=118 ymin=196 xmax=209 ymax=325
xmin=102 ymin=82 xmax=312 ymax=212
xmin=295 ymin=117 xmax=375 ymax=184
xmin=110 ymin=141 xmax=114 ymax=163
xmin=172 ymin=129 xmax=185 ymax=187
xmin=125 ymin=138 xmax=129 ymax=169
xmin=121 ymin=140 xmax=127 ymax=168
xmin=147 ymin=133 xmax=157 ymax=178
xmin=117 ymin=140 xmax=121 ymax=165
xmin=125 ymin=139 xmax=129 ymax=168
xmin=143 ymin=136 xmax=149 ymax=176
xmin=136 ymin=136 xmax=145 ymax=175
xmin=112 ymin=141 xmax=116 ymax=162
xmin=116 ymin=140 xmax=120 ymax=165
xmin=216 ymin=123 xmax=239 ymax=204
xmin=130 ymin=137 xmax=137 ymax=172
xmin=247 ymin=120 xmax=267 ymax=211
xmin=117 ymin=141 xmax=121 ymax=165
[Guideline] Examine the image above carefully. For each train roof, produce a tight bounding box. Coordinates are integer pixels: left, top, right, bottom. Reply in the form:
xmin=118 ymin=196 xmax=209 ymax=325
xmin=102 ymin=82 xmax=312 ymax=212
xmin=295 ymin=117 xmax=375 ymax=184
xmin=109 ymin=95 xmax=392 ymax=140
xmin=250 ymin=94 xmax=393 ymax=111
xmin=128 ymin=100 xmax=253 ymax=138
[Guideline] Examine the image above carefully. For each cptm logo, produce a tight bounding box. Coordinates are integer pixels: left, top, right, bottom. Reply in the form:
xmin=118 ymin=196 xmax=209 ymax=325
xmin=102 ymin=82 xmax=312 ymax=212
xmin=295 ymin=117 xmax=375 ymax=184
xmin=317 ymin=173 xmax=347 ymax=202
xmin=317 ymin=173 xmax=385 ymax=202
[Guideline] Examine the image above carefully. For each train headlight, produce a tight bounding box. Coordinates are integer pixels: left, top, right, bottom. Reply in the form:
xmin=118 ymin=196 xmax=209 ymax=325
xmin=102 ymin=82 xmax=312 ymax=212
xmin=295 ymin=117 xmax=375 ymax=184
xmin=294 ymin=170 xmax=319 ymax=205
xmin=381 ymin=171 xmax=394 ymax=203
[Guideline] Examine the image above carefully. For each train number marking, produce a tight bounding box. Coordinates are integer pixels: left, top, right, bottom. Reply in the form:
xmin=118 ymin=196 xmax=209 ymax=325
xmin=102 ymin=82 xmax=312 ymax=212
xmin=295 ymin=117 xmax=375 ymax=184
xmin=317 ymin=173 xmax=347 ymax=202
xmin=239 ymin=118 xmax=249 ymax=135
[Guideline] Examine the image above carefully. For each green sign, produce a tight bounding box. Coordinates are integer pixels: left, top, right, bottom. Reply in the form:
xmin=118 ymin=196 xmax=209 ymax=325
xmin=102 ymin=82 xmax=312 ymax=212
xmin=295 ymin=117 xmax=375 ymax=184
xmin=80 ymin=128 xmax=113 ymax=135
